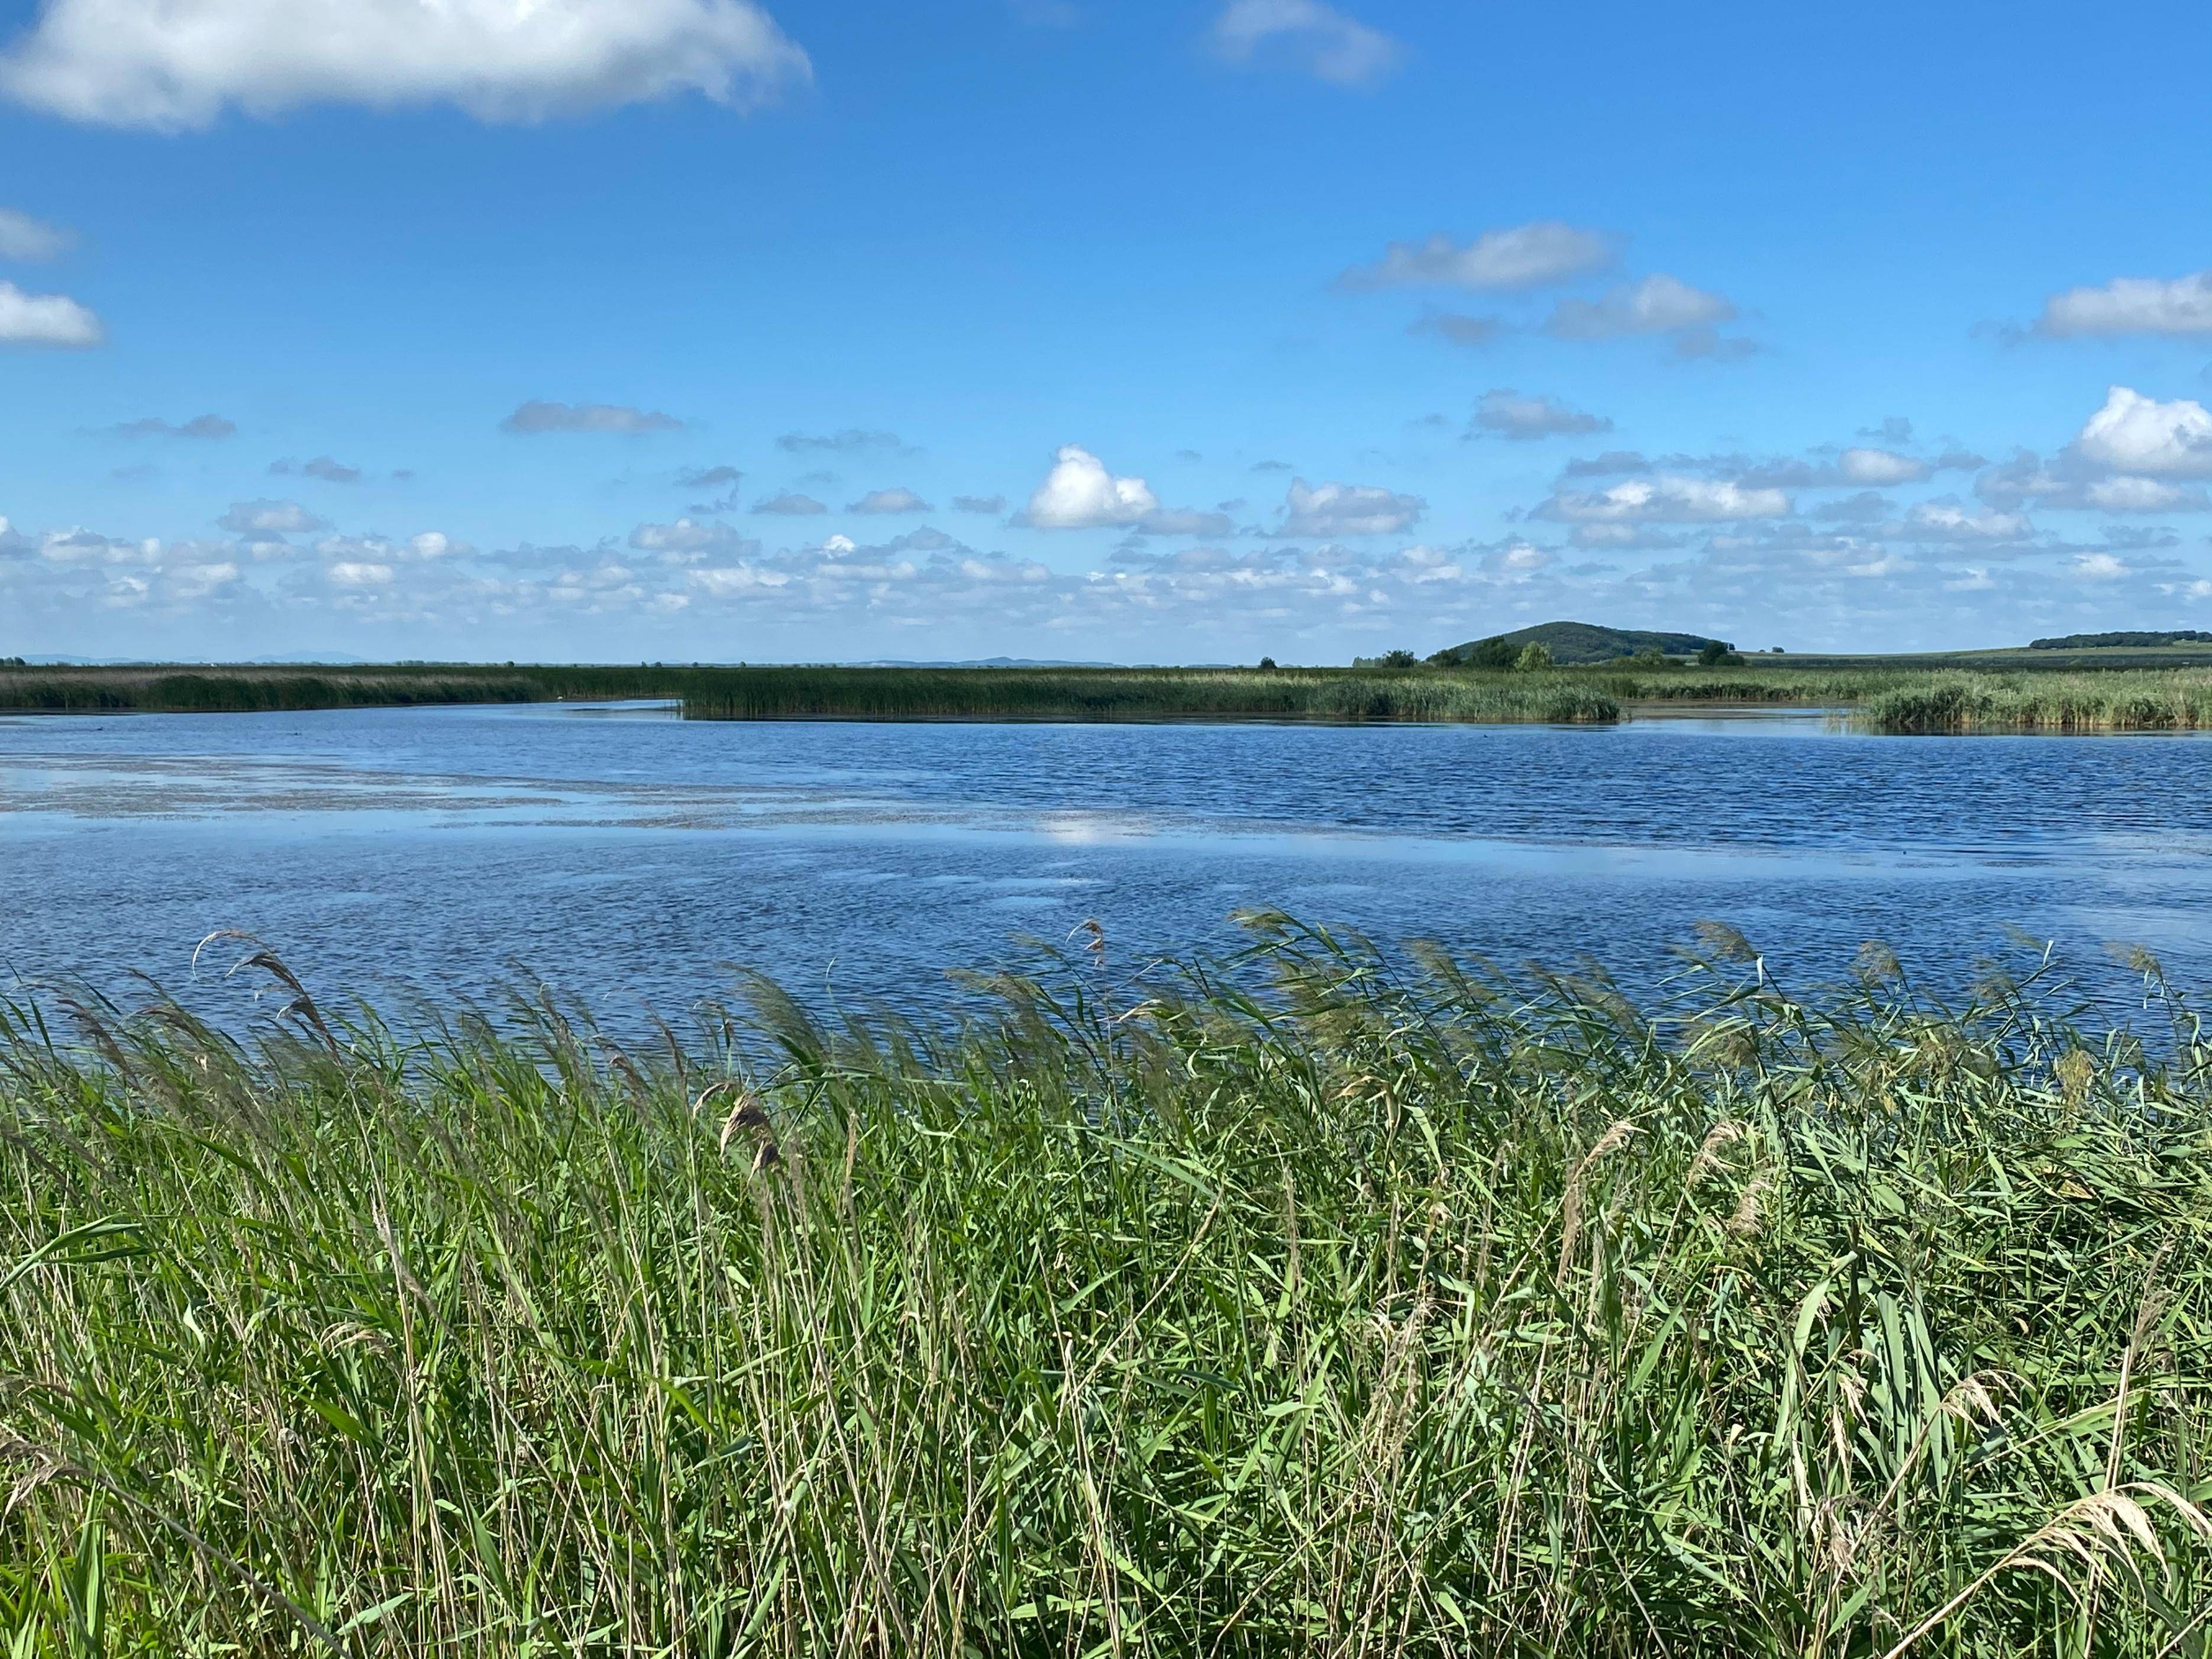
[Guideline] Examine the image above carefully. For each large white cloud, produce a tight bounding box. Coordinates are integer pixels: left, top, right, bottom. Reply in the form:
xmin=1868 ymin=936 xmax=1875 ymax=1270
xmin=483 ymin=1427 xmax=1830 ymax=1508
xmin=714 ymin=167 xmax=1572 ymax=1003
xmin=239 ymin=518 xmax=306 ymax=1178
xmin=0 ymin=278 xmax=100 ymax=346
xmin=2071 ymin=386 xmax=2212 ymax=479
xmin=1021 ymin=446 xmax=1159 ymax=529
xmin=1208 ymin=0 xmax=1400 ymax=89
xmin=2035 ymin=272 xmax=2212 ymax=338
xmin=1340 ymin=221 xmax=1614 ymax=292
xmin=0 ymin=0 xmax=809 ymax=129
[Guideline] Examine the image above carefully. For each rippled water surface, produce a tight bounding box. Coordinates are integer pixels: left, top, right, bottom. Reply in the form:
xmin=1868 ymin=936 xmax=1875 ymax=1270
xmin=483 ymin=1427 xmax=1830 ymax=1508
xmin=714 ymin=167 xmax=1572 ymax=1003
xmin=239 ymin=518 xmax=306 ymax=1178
xmin=4 ymin=701 xmax=2208 ymax=1022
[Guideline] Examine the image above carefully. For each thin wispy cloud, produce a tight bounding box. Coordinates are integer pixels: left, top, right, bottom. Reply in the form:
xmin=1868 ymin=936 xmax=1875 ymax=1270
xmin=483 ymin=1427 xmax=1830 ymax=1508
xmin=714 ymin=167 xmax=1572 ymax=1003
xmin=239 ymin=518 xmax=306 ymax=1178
xmin=1340 ymin=221 xmax=1616 ymax=293
xmin=676 ymin=464 xmax=743 ymax=489
xmin=849 ymin=487 xmax=932 ymax=514
xmin=502 ymin=401 xmax=682 ymax=436
xmin=753 ymin=490 xmax=827 ymax=515
xmin=217 ymin=498 xmax=328 ymax=535
xmin=0 ymin=206 xmax=72 ymax=260
xmin=1471 ymin=389 xmax=1613 ymax=442
xmin=1209 ymin=0 xmax=1402 ymax=89
xmin=1409 ymin=311 xmax=1504 ymax=347
xmin=115 ymin=413 xmax=235 ymax=440
xmin=1546 ymin=273 xmax=1749 ymax=358
xmin=777 ymin=428 xmax=907 ymax=454
xmin=1280 ymin=479 xmax=1424 ymax=537
xmin=270 ymin=455 xmax=361 ymax=482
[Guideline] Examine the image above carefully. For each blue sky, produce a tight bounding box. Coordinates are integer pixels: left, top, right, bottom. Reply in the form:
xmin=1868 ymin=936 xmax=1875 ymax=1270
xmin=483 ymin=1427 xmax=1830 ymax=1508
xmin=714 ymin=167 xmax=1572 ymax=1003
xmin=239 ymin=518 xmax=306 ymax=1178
xmin=4 ymin=0 xmax=2210 ymax=662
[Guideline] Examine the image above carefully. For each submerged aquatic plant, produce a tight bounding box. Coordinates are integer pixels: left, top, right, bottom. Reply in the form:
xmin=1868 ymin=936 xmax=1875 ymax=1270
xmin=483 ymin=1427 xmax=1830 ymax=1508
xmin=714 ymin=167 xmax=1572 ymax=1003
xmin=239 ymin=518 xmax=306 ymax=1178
xmin=1 ymin=921 xmax=2208 ymax=1654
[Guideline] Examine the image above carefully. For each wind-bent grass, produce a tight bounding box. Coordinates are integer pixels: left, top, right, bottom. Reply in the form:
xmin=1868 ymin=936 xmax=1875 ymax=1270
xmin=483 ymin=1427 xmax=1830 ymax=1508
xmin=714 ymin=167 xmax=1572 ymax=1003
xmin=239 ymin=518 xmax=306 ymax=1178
xmin=8 ymin=660 xmax=2212 ymax=731
xmin=4 ymin=919 xmax=2210 ymax=1655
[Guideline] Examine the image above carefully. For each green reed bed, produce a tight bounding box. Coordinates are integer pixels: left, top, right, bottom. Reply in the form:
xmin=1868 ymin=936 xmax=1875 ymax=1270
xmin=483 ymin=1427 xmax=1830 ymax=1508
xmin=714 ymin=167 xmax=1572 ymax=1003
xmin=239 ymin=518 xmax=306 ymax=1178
xmin=0 ymin=663 xmax=1619 ymax=724
xmin=3 ymin=921 xmax=2209 ymax=1655
xmin=9 ymin=659 xmax=2212 ymax=732
xmin=0 ymin=667 xmax=553 ymax=715
xmin=671 ymin=666 xmax=1620 ymax=724
xmin=1857 ymin=671 xmax=2212 ymax=734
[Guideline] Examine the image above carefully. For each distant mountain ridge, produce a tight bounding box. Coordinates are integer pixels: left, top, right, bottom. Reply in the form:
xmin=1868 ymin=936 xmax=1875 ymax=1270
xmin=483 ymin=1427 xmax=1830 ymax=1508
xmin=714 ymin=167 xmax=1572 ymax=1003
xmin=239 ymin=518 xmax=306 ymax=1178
xmin=1432 ymin=621 xmax=1733 ymax=666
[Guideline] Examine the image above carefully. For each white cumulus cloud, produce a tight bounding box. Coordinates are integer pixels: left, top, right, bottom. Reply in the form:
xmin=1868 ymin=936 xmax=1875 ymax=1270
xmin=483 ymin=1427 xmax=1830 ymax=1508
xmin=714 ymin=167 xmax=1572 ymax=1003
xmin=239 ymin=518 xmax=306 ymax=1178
xmin=0 ymin=0 xmax=809 ymax=129
xmin=1209 ymin=0 xmax=1400 ymax=89
xmin=1021 ymin=445 xmax=1159 ymax=529
xmin=0 ymin=279 xmax=101 ymax=346
xmin=2071 ymin=386 xmax=2212 ymax=479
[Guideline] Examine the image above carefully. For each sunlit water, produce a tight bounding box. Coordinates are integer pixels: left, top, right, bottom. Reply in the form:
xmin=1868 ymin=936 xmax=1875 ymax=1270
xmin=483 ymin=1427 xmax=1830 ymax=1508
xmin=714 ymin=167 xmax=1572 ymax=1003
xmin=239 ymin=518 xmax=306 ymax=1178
xmin=4 ymin=700 xmax=2208 ymax=1028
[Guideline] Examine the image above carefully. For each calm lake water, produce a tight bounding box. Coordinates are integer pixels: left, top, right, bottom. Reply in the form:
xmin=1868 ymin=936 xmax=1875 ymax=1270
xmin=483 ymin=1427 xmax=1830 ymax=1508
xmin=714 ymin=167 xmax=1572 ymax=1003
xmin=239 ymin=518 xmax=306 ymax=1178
xmin=4 ymin=701 xmax=2207 ymax=1027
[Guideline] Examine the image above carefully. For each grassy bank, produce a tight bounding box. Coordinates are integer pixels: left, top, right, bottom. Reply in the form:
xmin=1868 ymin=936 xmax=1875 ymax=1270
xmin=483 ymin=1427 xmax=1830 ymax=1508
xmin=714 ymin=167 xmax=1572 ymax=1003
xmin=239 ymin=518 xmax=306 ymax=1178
xmin=7 ymin=660 xmax=2212 ymax=732
xmin=3 ymin=923 xmax=2208 ymax=1654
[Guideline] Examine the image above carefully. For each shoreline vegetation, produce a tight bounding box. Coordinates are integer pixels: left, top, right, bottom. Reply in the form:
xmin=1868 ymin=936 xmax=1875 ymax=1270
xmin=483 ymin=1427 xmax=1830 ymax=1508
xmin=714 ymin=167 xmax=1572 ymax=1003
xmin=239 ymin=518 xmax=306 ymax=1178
xmin=9 ymin=658 xmax=2212 ymax=732
xmin=2 ymin=920 xmax=2208 ymax=1652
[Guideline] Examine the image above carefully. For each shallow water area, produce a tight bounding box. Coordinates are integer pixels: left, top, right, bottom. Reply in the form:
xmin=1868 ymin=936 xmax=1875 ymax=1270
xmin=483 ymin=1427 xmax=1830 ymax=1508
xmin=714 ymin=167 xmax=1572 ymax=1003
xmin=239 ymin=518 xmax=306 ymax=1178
xmin=3 ymin=699 xmax=2208 ymax=1028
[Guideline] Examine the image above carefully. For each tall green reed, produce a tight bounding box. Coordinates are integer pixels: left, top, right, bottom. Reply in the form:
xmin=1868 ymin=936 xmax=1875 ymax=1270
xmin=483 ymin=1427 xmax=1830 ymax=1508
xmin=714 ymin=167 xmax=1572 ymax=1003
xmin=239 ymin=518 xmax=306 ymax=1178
xmin=1 ymin=921 xmax=2207 ymax=1654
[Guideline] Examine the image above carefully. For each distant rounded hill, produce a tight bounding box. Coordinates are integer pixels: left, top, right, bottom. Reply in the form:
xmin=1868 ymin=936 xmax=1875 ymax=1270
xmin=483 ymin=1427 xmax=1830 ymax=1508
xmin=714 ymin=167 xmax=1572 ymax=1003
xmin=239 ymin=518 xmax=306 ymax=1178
xmin=2027 ymin=630 xmax=2212 ymax=650
xmin=1429 ymin=621 xmax=1733 ymax=666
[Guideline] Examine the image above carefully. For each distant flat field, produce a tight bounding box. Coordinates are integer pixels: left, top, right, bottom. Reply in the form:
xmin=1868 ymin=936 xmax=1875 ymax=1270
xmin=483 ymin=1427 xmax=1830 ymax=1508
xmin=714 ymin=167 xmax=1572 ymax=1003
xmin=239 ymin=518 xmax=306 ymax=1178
xmin=1767 ymin=644 xmax=2212 ymax=669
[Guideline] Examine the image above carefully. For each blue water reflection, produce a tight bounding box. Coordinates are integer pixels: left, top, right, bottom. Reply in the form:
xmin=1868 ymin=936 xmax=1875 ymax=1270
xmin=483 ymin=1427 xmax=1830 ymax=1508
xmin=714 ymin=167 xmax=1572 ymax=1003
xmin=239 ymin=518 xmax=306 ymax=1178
xmin=3 ymin=701 xmax=2207 ymax=1025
